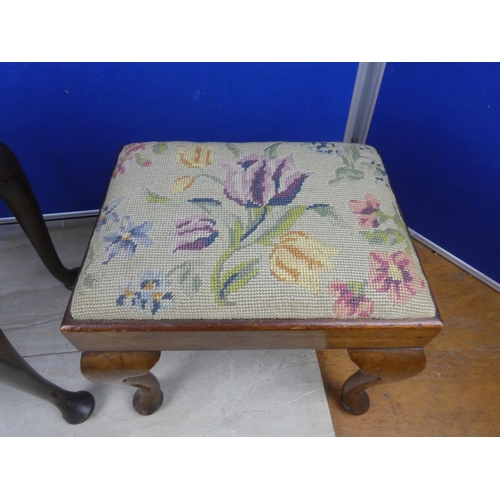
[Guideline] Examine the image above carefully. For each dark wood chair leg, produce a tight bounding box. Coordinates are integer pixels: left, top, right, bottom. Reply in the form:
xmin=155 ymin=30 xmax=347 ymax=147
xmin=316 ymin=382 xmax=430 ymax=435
xmin=0 ymin=328 xmax=95 ymax=424
xmin=342 ymin=348 xmax=426 ymax=416
xmin=0 ymin=142 xmax=79 ymax=289
xmin=81 ymin=351 xmax=163 ymax=416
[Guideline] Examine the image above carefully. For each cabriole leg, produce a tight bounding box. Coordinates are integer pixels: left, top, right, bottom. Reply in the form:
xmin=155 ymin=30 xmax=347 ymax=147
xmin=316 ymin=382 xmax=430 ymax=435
xmin=342 ymin=348 xmax=426 ymax=416
xmin=81 ymin=351 xmax=163 ymax=416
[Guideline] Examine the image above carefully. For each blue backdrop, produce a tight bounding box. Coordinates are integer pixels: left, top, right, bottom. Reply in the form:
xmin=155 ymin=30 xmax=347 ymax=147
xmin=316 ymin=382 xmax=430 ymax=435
xmin=0 ymin=62 xmax=357 ymax=217
xmin=368 ymin=62 xmax=500 ymax=284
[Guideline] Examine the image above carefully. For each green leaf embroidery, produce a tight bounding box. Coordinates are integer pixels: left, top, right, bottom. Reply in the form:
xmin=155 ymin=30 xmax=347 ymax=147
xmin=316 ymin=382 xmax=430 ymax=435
xmin=211 ymin=246 xmax=239 ymax=305
xmin=246 ymin=206 xmax=268 ymax=234
xmin=341 ymin=156 xmax=351 ymax=168
xmin=178 ymin=266 xmax=202 ymax=292
xmin=348 ymin=146 xmax=361 ymax=163
xmin=144 ymin=187 xmax=171 ymax=203
xmin=330 ymin=146 xmax=365 ymax=184
xmin=134 ymin=153 xmax=152 ymax=167
xmin=230 ymin=218 xmax=244 ymax=248
xmin=346 ymin=281 xmax=365 ymax=295
xmin=226 ymin=143 xmax=242 ymax=158
xmin=165 ymin=260 xmax=190 ymax=278
xmin=360 ymin=228 xmax=407 ymax=245
xmin=190 ymin=275 xmax=202 ymax=293
xmin=219 ymin=258 xmax=260 ymax=301
xmin=264 ymin=143 xmax=282 ymax=159
xmin=251 ymin=206 xmax=266 ymax=223
xmin=79 ymin=247 xmax=96 ymax=286
xmin=165 ymin=260 xmax=203 ymax=294
xmin=152 ymin=142 xmax=168 ymax=154
xmin=347 ymin=169 xmax=365 ymax=180
xmin=178 ymin=266 xmax=192 ymax=285
xmin=252 ymin=205 xmax=307 ymax=245
xmin=308 ymin=204 xmax=342 ymax=222
xmin=199 ymin=172 xmax=224 ymax=185
xmin=188 ymin=198 xmax=222 ymax=218
xmin=82 ymin=273 xmax=97 ymax=288
xmin=392 ymin=203 xmax=405 ymax=229
xmin=329 ymin=167 xmax=365 ymax=184
xmin=189 ymin=198 xmax=241 ymax=231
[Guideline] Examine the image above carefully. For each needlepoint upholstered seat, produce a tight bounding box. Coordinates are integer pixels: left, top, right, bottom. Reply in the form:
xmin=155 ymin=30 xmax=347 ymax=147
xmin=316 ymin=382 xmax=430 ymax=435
xmin=60 ymin=141 xmax=442 ymax=416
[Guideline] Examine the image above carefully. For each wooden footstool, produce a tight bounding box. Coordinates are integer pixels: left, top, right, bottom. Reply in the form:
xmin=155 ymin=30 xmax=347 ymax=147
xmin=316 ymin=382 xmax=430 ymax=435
xmin=60 ymin=141 xmax=442 ymax=416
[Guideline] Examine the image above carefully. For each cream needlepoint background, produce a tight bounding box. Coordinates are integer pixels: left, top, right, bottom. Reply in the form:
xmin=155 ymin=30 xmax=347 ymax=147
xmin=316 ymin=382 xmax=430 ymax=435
xmin=70 ymin=141 xmax=436 ymax=321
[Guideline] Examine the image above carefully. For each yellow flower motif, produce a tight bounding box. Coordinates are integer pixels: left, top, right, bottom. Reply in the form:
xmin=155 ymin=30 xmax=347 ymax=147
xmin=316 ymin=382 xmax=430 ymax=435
xmin=175 ymin=144 xmax=214 ymax=169
xmin=171 ymin=175 xmax=195 ymax=194
xmin=270 ymin=231 xmax=337 ymax=295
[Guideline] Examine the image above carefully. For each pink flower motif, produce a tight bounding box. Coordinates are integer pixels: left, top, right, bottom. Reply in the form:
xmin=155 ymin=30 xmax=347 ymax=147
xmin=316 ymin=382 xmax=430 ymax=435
xmin=348 ymin=194 xmax=381 ymax=228
xmin=368 ymin=251 xmax=426 ymax=306
xmin=123 ymin=144 xmax=147 ymax=157
xmin=329 ymin=280 xmax=374 ymax=318
xmin=113 ymin=162 xmax=127 ymax=178
xmin=113 ymin=144 xmax=147 ymax=178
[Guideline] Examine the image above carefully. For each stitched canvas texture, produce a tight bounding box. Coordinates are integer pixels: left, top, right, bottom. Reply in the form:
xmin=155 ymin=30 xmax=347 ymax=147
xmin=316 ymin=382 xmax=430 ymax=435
xmin=70 ymin=141 xmax=437 ymax=321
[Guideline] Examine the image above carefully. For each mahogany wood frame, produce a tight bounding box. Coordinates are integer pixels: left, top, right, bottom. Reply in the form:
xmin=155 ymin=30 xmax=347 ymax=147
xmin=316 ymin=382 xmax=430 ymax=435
xmin=62 ymin=315 xmax=442 ymax=352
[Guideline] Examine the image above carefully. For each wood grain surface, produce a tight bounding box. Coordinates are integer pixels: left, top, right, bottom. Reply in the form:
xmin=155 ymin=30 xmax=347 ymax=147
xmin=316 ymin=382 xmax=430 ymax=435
xmin=62 ymin=324 xmax=442 ymax=352
xmin=317 ymin=239 xmax=500 ymax=436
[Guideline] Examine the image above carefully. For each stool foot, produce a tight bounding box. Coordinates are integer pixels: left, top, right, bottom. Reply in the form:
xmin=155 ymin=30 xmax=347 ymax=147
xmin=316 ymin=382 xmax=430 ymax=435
xmin=81 ymin=351 xmax=163 ymax=416
xmin=0 ymin=327 xmax=95 ymax=424
xmin=58 ymin=390 xmax=96 ymax=424
xmin=342 ymin=348 xmax=426 ymax=416
xmin=131 ymin=375 xmax=164 ymax=416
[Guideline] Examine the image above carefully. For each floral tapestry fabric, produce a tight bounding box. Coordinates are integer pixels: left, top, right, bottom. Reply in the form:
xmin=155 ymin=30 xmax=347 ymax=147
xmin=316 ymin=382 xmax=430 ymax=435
xmin=70 ymin=141 xmax=436 ymax=321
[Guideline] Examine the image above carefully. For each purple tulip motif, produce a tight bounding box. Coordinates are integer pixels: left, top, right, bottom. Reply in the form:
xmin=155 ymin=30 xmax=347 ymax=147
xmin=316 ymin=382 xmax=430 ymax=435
xmin=172 ymin=149 xmax=316 ymax=305
xmin=173 ymin=214 xmax=219 ymax=252
xmin=220 ymin=153 xmax=311 ymax=208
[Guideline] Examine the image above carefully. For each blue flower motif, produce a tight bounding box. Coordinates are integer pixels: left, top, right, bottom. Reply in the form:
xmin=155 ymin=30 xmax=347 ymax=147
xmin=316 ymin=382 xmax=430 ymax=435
xmin=102 ymin=216 xmax=153 ymax=264
xmin=95 ymin=197 xmax=123 ymax=233
xmin=308 ymin=142 xmax=337 ymax=154
xmin=369 ymin=160 xmax=390 ymax=188
xmin=116 ymin=271 xmax=174 ymax=315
